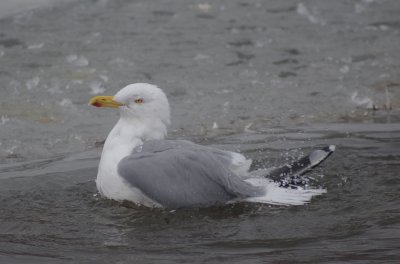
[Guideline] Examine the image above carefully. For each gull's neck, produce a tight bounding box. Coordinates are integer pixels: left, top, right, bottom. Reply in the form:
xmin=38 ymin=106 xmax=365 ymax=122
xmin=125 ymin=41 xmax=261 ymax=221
xmin=105 ymin=117 xmax=167 ymax=153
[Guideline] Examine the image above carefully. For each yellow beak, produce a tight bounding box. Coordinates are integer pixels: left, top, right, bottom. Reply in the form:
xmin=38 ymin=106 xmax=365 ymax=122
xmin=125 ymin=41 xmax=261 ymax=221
xmin=88 ymin=96 xmax=123 ymax=108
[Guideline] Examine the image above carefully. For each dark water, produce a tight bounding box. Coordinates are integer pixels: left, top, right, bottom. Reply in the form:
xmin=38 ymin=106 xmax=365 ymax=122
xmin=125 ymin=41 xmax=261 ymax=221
xmin=1 ymin=124 xmax=399 ymax=263
xmin=1 ymin=0 xmax=400 ymax=263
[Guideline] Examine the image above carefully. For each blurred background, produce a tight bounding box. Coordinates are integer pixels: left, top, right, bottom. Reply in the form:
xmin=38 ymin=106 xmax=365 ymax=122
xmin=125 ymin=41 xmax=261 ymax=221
xmin=0 ymin=1 xmax=399 ymax=263
xmin=0 ymin=0 xmax=398 ymax=160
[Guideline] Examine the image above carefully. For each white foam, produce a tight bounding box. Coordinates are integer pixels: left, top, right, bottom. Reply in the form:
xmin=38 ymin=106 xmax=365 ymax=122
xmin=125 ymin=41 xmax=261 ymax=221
xmin=197 ymin=3 xmax=211 ymax=12
xmin=28 ymin=43 xmax=44 ymax=49
xmin=58 ymin=98 xmax=74 ymax=108
xmin=194 ymin=54 xmax=210 ymax=61
xmin=351 ymin=91 xmax=374 ymax=109
xmin=66 ymin=54 xmax=89 ymax=67
xmin=25 ymin=76 xmax=40 ymax=90
xmin=297 ymin=3 xmax=326 ymax=26
xmin=89 ymin=81 xmax=106 ymax=95
xmin=0 ymin=0 xmax=62 ymax=19
xmin=340 ymin=65 xmax=350 ymax=74
xmin=0 ymin=115 xmax=10 ymax=125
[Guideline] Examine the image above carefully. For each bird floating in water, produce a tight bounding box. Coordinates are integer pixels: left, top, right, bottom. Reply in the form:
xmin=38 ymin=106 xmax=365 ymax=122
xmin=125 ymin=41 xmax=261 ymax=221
xmin=89 ymin=83 xmax=335 ymax=208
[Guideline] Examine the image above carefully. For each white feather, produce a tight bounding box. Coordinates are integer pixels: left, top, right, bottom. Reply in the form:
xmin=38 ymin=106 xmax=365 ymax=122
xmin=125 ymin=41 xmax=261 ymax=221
xmin=244 ymin=178 xmax=326 ymax=206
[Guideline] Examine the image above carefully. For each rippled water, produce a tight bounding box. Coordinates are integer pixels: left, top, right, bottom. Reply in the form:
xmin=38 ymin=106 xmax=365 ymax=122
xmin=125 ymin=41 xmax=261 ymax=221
xmin=1 ymin=124 xmax=399 ymax=263
xmin=1 ymin=0 xmax=399 ymax=263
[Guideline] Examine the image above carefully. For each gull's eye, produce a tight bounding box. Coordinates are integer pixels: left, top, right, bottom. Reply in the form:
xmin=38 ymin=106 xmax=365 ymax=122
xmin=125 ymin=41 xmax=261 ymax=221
xmin=134 ymin=98 xmax=144 ymax=104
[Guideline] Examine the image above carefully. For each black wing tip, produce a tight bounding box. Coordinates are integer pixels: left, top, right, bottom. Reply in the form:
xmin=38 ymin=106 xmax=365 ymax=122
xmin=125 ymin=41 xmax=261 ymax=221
xmin=308 ymin=144 xmax=336 ymax=168
xmin=276 ymin=144 xmax=336 ymax=188
xmin=323 ymin=145 xmax=336 ymax=153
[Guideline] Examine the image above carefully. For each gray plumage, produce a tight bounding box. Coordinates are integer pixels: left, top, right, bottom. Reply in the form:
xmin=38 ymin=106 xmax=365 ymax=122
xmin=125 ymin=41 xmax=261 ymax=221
xmin=117 ymin=140 xmax=264 ymax=208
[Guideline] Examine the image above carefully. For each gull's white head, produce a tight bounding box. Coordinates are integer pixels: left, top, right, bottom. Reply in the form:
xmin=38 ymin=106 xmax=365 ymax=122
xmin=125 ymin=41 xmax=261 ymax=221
xmin=89 ymin=83 xmax=171 ymax=127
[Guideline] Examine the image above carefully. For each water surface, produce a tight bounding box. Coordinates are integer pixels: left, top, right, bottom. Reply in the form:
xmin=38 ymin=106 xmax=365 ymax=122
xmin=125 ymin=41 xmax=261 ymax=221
xmin=0 ymin=0 xmax=399 ymax=263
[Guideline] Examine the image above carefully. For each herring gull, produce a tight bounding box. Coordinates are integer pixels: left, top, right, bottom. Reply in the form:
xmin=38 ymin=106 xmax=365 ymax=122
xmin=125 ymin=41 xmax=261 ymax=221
xmin=89 ymin=83 xmax=334 ymax=208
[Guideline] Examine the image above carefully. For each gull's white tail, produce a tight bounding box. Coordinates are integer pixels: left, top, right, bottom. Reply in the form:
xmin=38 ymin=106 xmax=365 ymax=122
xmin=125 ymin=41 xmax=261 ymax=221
xmin=241 ymin=145 xmax=335 ymax=205
xmin=244 ymin=178 xmax=326 ymax=206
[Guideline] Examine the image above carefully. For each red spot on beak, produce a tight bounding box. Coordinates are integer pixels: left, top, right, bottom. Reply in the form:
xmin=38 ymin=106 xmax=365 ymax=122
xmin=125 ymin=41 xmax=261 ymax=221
xmin=92 ymin=102 xmax=101 ymax=107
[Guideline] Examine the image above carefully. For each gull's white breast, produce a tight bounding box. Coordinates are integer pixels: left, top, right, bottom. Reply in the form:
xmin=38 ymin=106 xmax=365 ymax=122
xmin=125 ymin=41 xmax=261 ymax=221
xmin=96 ymin=129 xmax=161 ymax=207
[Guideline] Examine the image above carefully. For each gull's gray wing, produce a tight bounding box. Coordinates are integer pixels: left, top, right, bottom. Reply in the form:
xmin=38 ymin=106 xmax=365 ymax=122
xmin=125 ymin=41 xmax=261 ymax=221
xmin=117 ymin=140 xmax=263 ymax=208
xmin=141 ymin=139 xmax=251 ymax=176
